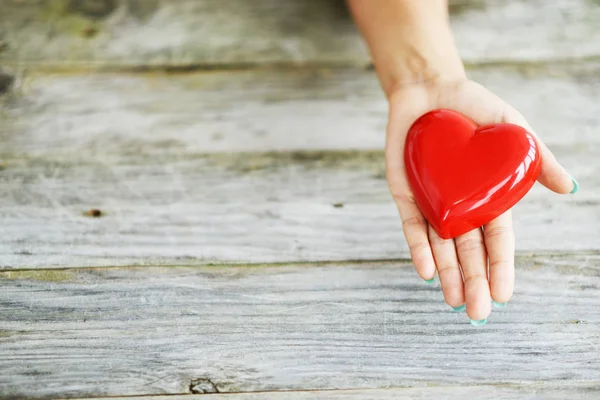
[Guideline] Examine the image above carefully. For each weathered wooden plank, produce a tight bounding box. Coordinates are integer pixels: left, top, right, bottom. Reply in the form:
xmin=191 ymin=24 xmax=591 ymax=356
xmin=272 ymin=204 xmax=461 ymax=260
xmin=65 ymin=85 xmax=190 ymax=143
xmin=1 ymin=256 xmax=600 ymax=399
xmin=1 ymin=65 xmax=599 ymax=268
xmin=3 ymin=65 xmax=599 ymax=160
xmin=0 ymin=145 xmax=598 ymax=269
xmin=1 ymin=0 xmax=599 ymax=70
xmin=72 ymin=383 xmax=600 ymax=400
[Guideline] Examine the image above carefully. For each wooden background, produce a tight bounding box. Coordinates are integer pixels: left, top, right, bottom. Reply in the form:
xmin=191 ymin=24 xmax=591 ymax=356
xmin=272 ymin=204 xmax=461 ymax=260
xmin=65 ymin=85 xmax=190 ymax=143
xmin=1 ymin=0 xmax=599 ymax=399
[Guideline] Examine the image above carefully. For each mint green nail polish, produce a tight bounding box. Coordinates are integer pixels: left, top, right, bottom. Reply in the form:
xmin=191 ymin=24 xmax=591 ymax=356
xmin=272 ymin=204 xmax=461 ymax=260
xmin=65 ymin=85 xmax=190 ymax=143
xmin=424 ymin=278 xmax=435 ymax=284
xmin=570 ymin=177 xmax=579 ymax=194
xmin=470 ymin=318 xmax=487 ymax=326
xmin=493 ymin=300 xmax=507 ymax=309
xmin=452 ymin=304 xmax=466 ymax=312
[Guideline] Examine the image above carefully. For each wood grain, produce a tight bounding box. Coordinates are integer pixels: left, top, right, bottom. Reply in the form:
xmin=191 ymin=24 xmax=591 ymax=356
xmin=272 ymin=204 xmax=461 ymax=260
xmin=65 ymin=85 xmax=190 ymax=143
xmin=1 ymin=256 xmax=600 ymax=399
xmin=1 ymin=0 xmax=599 ymax=70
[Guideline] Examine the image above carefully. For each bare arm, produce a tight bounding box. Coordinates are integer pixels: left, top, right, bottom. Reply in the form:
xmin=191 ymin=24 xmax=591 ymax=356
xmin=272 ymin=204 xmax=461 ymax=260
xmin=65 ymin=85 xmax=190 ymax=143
xmin=347 ymin=0 xmax=465 ymax=96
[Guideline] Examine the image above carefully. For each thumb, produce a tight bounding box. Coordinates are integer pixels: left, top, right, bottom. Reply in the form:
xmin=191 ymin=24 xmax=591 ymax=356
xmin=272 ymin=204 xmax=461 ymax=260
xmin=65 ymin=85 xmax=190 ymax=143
xmin=501 ymin=106 xmax=577 ymax=195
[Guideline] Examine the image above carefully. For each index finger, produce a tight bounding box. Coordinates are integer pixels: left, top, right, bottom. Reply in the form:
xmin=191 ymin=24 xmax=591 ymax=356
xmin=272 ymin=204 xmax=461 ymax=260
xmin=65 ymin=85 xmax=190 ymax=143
xmin=395 ymin=193 xmax=436 ymax=281
xmin=385 ymin=92 xmax=437 ymax=281
xmin=386 ymin=133 xmax=436 ymax=281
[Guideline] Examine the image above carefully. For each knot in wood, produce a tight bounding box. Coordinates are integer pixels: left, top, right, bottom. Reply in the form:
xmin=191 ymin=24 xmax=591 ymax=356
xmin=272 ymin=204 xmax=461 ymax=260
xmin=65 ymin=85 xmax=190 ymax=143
xmin=189 ymin=378 xmax=219 ymax=394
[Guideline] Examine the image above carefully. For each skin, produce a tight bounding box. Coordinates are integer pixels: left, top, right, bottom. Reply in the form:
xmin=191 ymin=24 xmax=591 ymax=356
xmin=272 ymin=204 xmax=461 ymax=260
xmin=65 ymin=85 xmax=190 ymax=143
xmin=347 ymin=0 xmax=575 ymax=321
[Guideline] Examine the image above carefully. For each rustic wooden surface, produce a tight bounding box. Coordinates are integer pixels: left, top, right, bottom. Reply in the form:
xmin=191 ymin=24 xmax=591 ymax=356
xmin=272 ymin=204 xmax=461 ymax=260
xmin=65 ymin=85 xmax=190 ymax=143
xmin=1 ymin=0 xmax=600 ymax=69
xmin=1 ymin=0 xmax=599 ymax=399
xmin=1 ymin=256 xmax=600 ymax=399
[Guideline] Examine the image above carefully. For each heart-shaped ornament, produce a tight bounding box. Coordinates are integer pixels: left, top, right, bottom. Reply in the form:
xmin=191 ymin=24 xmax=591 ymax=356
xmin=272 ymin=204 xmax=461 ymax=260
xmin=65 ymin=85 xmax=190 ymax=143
xmin=404 ymin=109 xmax=542 ymax=239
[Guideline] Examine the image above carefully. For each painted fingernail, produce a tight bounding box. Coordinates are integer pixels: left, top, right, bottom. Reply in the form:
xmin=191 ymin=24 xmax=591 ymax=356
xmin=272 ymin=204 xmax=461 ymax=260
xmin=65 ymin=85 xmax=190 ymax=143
xmin=570 ymin=176 xmax=579 ymax=194
xmin=493 ymin=300 xmax=507 ymax=309
xmin=452 ymin=304 xmax=466 ymax=312
xmin=424 ymin=278 xmax=435 ymax=284
xmin=470 ymin=318 xmax=487 ymax=326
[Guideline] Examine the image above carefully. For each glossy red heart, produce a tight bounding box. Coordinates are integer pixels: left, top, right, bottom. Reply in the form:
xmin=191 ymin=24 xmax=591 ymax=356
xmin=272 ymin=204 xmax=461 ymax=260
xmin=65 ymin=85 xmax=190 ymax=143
xmin=404 ymin=109 xmax=542 ymax=239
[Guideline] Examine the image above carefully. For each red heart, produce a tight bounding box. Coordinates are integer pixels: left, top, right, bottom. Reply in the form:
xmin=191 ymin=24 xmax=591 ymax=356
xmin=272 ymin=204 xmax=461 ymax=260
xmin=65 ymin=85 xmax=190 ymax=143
xmin=404 ymin=109 xmax=542 ymax=239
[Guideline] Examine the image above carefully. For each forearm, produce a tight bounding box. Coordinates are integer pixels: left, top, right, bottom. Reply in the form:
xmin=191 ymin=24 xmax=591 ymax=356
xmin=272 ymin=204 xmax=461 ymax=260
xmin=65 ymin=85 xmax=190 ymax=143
xmin=346 ymin=0 xmax=465 ymax=97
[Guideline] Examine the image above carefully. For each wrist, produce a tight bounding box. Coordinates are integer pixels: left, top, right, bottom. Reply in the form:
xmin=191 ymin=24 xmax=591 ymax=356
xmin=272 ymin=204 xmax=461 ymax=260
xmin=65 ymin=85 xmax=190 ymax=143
xmin=377 ymin=41 xmax=466 ymax=99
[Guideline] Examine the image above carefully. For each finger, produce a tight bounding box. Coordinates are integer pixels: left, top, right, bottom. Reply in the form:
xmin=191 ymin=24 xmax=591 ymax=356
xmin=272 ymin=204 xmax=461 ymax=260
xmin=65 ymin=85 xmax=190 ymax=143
xmin=455 ymin=228 xmax=491 ymax=321
xmin=386 ymin=126 xmax=436 ymax=281
xmin=385 ymin=91 xmax=436 ymax=281
xmin=429 ymin=225 xmax=464 ymax=308
xmin=483 ymin=211 xmax=515 ymax=305
xmin=395 ymin=194 xmax=436 ymax=281
xmin=501 ymin=106 xmax=576 ymax=194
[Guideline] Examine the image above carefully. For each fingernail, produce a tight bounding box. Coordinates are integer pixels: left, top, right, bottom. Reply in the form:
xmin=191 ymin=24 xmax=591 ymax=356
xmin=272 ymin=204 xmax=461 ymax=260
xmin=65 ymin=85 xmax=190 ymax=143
xmin=570 ymin=176 xmax=579 ymax=194
xmin=470 ymin=318 xmax=487 ymax=326
xmin=493 ymin=300 xmax=507 ymax=309
xmin=452 ymin=304 xmax=466 ymax=312
xmin=424 ymin=278 xmax=435 ymax=284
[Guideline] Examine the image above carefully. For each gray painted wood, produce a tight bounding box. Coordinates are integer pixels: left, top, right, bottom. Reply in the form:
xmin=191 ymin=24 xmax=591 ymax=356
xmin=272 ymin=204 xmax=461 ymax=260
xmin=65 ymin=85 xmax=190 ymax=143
xmin=75 ymin=383 xmax=600 ymax=400
xmin=0 ymin=144 xmax=599 ymax=269
xmin=1 ymin=256 xmax=600 ymax=398
xmin=1 ymin=0 xmax=599 ymax=70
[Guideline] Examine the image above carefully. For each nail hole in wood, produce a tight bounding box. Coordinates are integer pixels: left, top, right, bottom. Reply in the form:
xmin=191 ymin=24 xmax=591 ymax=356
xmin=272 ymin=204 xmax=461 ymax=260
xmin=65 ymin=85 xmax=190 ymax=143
xmin=81 ymin=26 xmax=99 ymax=38
xmin=84 ymin=209 xmax=103 ymax=218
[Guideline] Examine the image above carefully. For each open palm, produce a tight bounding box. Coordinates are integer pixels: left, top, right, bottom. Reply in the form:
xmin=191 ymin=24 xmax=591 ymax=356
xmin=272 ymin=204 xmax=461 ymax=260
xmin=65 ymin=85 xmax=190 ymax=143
xmin=385 ymin=79 xmax=576 ymax=324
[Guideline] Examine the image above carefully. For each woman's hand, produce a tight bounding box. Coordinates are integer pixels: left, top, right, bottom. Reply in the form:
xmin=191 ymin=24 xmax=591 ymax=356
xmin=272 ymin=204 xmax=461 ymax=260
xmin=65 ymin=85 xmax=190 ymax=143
xmin=385 ymin=78 xmax=576 ymax=323
xmin=347 ymin=0 xmax=577 ymax=323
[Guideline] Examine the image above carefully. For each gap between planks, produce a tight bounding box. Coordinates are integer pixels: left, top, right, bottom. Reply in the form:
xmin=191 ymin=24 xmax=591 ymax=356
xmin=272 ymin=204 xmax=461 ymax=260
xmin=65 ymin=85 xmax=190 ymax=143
xmin=1 ymin=251 xmax=600 ymax=273
xmin=4 ymin=54 xmax=600 ymax=75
